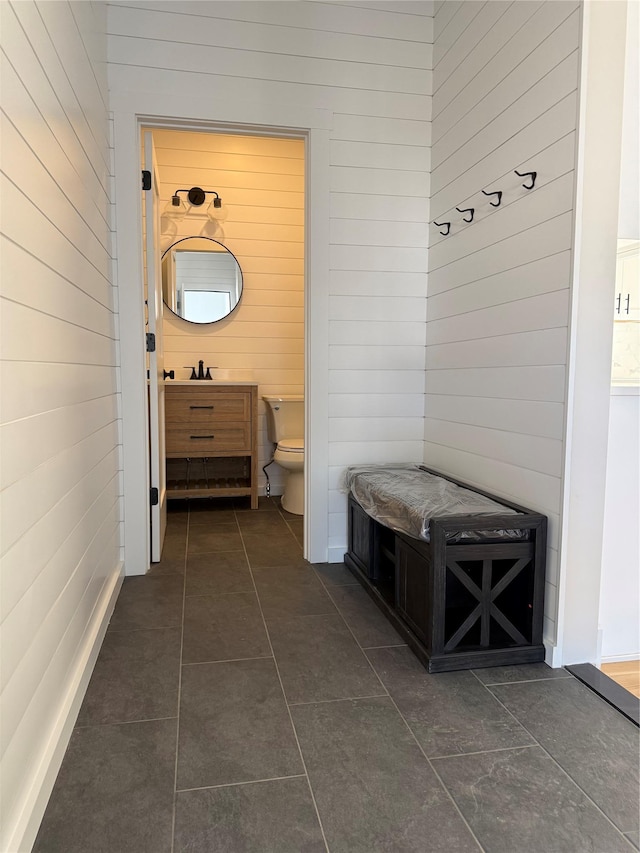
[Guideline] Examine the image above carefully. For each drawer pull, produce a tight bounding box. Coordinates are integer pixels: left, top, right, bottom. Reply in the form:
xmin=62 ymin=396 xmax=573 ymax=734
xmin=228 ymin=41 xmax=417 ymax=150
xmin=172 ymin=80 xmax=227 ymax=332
xmin=190 ymin=434 xmax=214 ymax=439
xmin=190 ymin=405 xmax=214 ymax=410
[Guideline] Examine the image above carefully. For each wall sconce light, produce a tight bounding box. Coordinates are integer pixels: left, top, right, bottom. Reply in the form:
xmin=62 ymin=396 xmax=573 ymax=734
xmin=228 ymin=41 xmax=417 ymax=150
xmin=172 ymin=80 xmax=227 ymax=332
xmin=164 ymin=186 xmax=228 ymax=222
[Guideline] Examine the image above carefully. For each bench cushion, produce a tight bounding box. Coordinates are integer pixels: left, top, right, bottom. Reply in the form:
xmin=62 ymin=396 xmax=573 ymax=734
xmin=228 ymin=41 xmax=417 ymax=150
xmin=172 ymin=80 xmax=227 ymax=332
xmin=344 ymin=464 xmax=525 ymax=543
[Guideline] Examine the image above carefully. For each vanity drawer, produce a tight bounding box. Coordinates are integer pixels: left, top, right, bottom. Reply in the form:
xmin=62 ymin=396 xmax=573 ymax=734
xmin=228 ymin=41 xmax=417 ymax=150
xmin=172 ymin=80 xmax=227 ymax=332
xmin=165 ymin=390 xmax=250 ymax=424
xmin=166 ymin=423 xmax=251 ymax=455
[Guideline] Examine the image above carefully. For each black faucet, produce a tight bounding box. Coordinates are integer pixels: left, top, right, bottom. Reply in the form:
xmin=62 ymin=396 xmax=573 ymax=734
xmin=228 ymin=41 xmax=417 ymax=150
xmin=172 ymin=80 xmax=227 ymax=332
xmin=185 ymin=362 xmax=215 ymax=379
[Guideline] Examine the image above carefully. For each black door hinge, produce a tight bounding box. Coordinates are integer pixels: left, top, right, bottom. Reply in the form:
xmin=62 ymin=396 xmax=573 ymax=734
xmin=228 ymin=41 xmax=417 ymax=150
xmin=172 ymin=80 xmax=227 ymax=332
xmin=142 ymin=170 xmax=151 ymax=190
xmin=150 ymin=487 xmax=159 ymax=507
xmin=146 ymin=332 xmax=156 ymax=352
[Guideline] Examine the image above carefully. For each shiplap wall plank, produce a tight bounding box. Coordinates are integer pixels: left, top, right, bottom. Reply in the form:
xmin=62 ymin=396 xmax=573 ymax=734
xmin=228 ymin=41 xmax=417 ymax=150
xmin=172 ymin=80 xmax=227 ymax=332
xmin=110 ymin=1 xmax=433 ymax=55
xmin=109 ymin=2 xmax=432 ymax=512
xmin=426 ymin=0 xmax=580 ymax=648
xmin=0 ymin=2 xmax=120 ymax=849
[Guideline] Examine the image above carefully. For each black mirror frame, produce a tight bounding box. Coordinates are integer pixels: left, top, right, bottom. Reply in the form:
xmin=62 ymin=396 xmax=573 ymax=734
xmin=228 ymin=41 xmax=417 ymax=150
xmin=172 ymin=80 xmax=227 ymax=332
xmin=161 ymin=236 xmax=243 ymax=326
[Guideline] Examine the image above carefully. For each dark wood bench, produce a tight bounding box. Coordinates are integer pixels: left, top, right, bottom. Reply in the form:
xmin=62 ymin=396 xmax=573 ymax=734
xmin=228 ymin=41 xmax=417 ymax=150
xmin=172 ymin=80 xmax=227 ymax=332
xmin=344 ymin=466 xmax=547 ymax=672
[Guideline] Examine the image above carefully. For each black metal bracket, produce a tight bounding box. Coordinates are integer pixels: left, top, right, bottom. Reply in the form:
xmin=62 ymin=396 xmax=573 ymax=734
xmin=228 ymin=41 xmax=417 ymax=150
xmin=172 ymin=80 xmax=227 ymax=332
xmin=456 ymin=206 xmax=475 ymax=223
xmin=433 ymin=220 xmax=451 ymax=236
xmin=141 ymin=170 xmax=151 ymax=191
xmin=481 ymin=189 xmax=503 ymax=207
xmin=514 ymin=169 xmax=537 ymax=190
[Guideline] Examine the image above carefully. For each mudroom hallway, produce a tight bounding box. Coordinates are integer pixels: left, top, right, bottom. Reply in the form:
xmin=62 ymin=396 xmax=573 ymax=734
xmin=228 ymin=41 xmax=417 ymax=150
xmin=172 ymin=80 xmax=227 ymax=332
xmin=34 ymin=501 xmax=638 ymax=852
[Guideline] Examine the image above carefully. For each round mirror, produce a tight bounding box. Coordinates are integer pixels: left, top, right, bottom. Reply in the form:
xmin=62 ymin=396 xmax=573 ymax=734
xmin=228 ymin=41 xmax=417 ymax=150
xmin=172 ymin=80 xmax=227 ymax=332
xmin=161 ymin=237 xmax=243 ymax=324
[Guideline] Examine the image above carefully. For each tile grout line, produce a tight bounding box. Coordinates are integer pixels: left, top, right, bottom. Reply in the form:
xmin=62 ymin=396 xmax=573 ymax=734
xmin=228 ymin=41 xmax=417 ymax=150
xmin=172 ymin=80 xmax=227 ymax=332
xmin=471 ymin=670 xmax=638 ymax=846
xmin=169 ymin=506 xmax=189 ymax=853
xmin=478 ymin=674 xmax=573 ymax=687
xmin=182 ymin=655 xmax=274 ymax=667
xmin=288 ymin=693 xmax=389 ymax=708
xmin=430 ymin=743 xmax=540 ymax=761
xmin=74 ymin=714 xmax=179 ymax=730
xmin=176 ymin=773 xmax=308 ymax=794
xmin=238 ymin=515 xmax=332 ymax=853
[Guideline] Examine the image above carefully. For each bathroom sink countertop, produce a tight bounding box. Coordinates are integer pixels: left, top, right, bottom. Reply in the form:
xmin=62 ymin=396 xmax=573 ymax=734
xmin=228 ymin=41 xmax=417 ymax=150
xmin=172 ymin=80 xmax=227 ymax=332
xmin=165 ymin=380 xmax=259 ymax=386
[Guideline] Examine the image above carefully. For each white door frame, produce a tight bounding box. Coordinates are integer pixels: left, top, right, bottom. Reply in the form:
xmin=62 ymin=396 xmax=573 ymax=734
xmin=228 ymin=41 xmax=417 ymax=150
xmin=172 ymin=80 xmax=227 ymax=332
xmin=553 ymin=0 xmax=628 ymax=665
xmin=112 ymin=99 xmax=332 ymax=574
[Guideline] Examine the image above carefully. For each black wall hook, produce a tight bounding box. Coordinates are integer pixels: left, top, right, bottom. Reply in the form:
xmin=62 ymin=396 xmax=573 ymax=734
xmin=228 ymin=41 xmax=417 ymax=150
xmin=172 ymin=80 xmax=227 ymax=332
xmin=433 ymin=220 xmax=451 ymax=236
xmin=514 ymin=170 xmax=537 ymax=190
xmin=456 ymin=206 xmax=475 ymax=223
xmin=481 ymin=189 xmax=503 ymax=207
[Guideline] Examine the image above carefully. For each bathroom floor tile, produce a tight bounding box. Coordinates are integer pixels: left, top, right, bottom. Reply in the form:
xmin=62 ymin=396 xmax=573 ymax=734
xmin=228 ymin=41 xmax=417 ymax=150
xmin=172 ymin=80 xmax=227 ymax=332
xmin=185 ymin=550 xmax=252 ymax=596
xmin=174 ymin=777 xmax=325 ymax=853
xmin=188 ymin=508 xmax=237 ymax=526
xmin=76 ymin=627 xmax=181 ymax=726
xmin=147 ymin=554 xmax=186 ymax=576
xmin=366 ymin=645 xmax=533 ymax=757
xmin=236 ymin=511 xmax=291 ymax=534
xmin=328 ymin=583 xmax=404 ymax=649
xmin=489 ymin=677 xmax=640 ymax=831
xmin=312 ymin=562 xmax=360 ymax=588
xmin=252 ymin=564 xmax=337 ymax=619
xmin=187 ymin=524 xmax=243 ymax=554
xmin=291 ymin=697 xmax=478 ymax=852
xmin=235 ymin=496 xmax=280 ymax=512
xmin=182 ymin=592 xmax=271 ymax=663
xmin=433 ymin=746 xmax=632 ymax=853
xmin=177 ymin=658 xmax=302 ymax=790
xmin=242 ymin=532 xmax=304 ymax=568
xmin=33 ymin=720 xmax=176 ymax=853
xmin=109 ymin=575 xmax=184 ymax=631
xmin=160 ymin=533 xmax=187 ymax=561
xmin=267 ymin=613 xmax=385 ymax=704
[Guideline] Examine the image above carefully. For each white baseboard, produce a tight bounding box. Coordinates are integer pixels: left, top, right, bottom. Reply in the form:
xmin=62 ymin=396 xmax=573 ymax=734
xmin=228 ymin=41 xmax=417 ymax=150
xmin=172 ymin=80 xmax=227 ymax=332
xmin=544 ymin=639 xmax=564 ymax=668
xmin=328 ymin=545 xmax=346 ymax=564
xmin=6 ymin=564 xmax=124 ymax=853
xmin=600 ymin=651 xmax=640 ymax=664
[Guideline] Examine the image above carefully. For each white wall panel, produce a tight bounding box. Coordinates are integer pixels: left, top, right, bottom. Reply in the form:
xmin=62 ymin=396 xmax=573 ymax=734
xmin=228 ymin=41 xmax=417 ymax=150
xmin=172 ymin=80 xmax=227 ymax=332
xmin=109 ymin=1 xmax=433 ymax=62
xmin=425 ymin=394 xmax=564 ymax=441
xmin=426 ymin=290 xmax=570 ymax=346
xmin=426 ymin=0 xmax=580 ymax=650
xmin=0 ymin=3 xmax=120 ymax=850
xmin=426 ymin=328 xmax=568 ymax=370
xmin=329 ymin=270 xmax=427 ymax=298
xmin=329 ymin=320 xmax=427 ymax=347
xmin=427 ymin=251 xmax=571 ymax=320
xmin=331 ymin=114 xmax=431 ymax=146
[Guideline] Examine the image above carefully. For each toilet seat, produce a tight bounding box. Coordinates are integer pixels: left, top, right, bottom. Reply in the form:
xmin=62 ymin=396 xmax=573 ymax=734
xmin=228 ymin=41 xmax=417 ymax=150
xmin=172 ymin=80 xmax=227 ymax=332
xmin=277 ymin=438 xmax=304 ymax=453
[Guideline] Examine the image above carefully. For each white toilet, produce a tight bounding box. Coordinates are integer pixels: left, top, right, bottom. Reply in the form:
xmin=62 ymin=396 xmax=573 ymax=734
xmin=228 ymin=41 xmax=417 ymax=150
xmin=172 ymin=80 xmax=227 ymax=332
xmin=263 ymin=395 xmax=304 ymax=515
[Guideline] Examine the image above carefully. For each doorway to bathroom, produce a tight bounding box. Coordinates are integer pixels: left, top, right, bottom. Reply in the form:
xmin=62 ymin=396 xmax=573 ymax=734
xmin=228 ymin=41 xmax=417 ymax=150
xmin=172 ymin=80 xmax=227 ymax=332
xmin=142 ymin=125 xmax=306 ymax=560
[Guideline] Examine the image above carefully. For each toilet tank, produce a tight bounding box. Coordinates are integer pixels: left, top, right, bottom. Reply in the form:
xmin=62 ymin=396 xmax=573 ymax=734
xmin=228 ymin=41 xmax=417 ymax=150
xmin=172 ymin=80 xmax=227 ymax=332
xmin=263 ymin=395 xmax=304 ymax=443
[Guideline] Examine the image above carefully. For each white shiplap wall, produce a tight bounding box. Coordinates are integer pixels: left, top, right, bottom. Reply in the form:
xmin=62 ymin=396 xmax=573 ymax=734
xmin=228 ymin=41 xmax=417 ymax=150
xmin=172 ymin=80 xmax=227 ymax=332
xmin=107 ymin=0 xmax=433 ymax=556
xmin=0 ymin=2 xmax=121 ymax=849
xmin=151 ymin=129 xmax=305 ymax=496
xmin=426 ymin=0 xmax=581 ymax=646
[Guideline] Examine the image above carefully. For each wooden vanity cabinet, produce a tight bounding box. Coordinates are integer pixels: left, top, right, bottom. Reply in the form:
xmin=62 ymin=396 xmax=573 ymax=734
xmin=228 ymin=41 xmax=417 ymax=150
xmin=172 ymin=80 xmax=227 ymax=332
xmin=164 ymin=383 xmax=258 ymax=508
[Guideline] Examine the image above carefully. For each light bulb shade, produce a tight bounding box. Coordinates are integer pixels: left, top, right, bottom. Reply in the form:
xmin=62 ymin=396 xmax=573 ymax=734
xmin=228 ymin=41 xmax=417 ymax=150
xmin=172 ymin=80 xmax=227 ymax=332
xmin=163 ymin=195 xmax=187 ymax=219
xmin=207 ymin=198 xmax=228 ymax=222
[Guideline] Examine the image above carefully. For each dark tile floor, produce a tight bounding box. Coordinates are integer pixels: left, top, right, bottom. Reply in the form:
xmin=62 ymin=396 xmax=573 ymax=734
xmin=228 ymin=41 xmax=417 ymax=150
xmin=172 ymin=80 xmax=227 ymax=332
xmin=34 ymin=498 xmax=639 ymax=853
